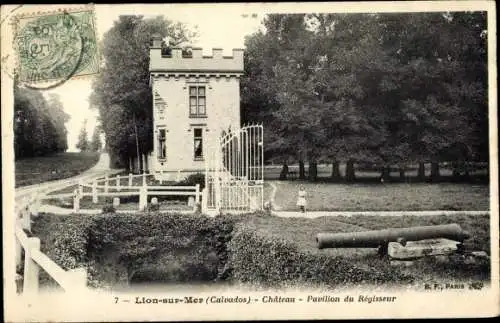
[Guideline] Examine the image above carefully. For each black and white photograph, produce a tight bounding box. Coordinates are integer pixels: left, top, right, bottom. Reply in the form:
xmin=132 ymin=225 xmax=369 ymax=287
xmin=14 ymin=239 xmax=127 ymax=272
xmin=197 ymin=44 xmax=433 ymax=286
xmin=1 ymin=2 xmax=498 ymax=321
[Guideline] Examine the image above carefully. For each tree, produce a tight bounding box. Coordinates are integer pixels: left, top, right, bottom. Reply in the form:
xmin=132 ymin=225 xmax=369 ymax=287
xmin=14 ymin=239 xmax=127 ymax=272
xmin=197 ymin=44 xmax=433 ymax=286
xmin=242 ymin=12 xmax=488 ymax=183
xmin=90 ymin=15 xmax=197 ymax=168
xmin=76 ymin=119 xmax=90 ymax=152
xmin=46 ymin=93 xmax=70 ymax=152
xmin=375 ymin=12 xmax=487 ymax=180
xmin=14 ymin=81 xmax=70 ymax=159
xmin=90 ymin=125 xmax=103 ymax=152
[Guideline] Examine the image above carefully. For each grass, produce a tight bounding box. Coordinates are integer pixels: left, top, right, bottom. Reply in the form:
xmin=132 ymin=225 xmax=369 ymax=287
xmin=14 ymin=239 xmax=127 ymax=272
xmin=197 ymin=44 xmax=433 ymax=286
xmin=242 ymin=213 xmax=490 ymax=284
xmin=15 ymin=152 xmax=100 ymax=187
xmin=272 ymin=181 xmax=489 ymax=211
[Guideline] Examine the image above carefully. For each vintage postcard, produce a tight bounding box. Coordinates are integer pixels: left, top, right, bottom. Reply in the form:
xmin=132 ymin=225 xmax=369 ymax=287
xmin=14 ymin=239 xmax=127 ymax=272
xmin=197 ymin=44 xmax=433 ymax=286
xmin=2 ymin=1 xmax=498 ymax=321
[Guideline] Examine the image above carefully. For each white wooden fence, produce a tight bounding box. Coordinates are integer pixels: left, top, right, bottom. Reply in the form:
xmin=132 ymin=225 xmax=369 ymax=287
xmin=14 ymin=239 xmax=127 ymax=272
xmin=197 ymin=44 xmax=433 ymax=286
xmin=15 ymin=197 xmax=88 ymax=295
xmin=15 ymin=172 xmax=201 ymax=295
xmin=46 ymin=173 xmax=202 ymax=212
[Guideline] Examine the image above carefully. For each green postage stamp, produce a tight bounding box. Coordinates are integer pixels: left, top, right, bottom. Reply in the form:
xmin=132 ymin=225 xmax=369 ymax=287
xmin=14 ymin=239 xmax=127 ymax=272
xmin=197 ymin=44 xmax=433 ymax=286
xmin=12 ymin=6 xmax=99 ymax=89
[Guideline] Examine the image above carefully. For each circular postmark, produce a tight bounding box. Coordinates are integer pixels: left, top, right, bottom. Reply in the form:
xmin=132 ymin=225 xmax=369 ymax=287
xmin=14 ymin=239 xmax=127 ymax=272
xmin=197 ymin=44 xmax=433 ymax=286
xmin=15 ymin=11 xmax=84 ymax=90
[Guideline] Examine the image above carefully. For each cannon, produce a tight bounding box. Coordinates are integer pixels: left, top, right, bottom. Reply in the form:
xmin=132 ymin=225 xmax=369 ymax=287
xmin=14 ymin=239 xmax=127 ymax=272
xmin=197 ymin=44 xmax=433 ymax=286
xmin=316 ymin=223 xmax=469 ymax=254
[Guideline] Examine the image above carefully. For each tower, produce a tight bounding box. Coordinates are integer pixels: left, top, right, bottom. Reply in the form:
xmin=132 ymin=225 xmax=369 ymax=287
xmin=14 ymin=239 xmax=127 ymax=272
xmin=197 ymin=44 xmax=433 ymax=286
xmin=149 ymin=34 xmax=244 ymax=180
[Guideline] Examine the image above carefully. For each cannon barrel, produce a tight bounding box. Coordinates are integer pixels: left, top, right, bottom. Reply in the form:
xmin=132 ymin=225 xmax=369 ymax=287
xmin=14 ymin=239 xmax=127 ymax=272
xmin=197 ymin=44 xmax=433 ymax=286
xmin=316 ymin=223 xmax=469 ymax=249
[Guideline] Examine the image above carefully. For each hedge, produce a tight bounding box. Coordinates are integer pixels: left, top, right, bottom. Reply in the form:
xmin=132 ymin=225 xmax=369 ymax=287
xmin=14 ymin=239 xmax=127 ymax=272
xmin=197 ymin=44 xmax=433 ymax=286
xmin=34 ymin=211 xmax=487 ymax=290
xmin=33 ymin=212 xmax=239 ymax=288
xmin=227 ymin=224 xmax=415 ymax=288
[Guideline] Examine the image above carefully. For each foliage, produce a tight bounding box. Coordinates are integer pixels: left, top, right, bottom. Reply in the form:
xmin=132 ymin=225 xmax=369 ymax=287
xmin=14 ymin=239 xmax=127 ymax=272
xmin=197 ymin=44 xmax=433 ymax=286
xmin=102 ymin=205 xmax=116 ymax=213
xmin=147 ymin=203 xmax=160 ymax=212
xmin=179 ymin=172 xmax=205 ymax=190
xmin=31 ymin=214 xmax=96 ymax=287
xmin=76 ymin=119 xmax=90 ymax=152
xmin=32 ymin=211 xmax=489 ymax=289
xmin=90 ymin=16 xmax=197 ymax=167
xmin=227 ymin=224 xmax=414 ymax=288
xmin=242 ymin=12 xmax=488 ymax=176
xmin=89 ymin=125 xmax=103 ymax=152
xmin=86 ymin=213 xmax=236 ymax=284
xmin=14 ymin=87 xmax=70 ymax=159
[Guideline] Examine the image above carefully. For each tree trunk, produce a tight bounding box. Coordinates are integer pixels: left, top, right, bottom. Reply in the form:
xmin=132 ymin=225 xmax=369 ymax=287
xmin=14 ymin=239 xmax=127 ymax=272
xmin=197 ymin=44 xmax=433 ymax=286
xmin=464 ymin=161 xmax=471 ymax=179
xmin=308 ymin=162 xmax=318 ymax=181
xmin=452 ymin=161 xmax=461 ymax=180
xmin=346 ymin=159 xmax=356 ymax=182
xmin=331 ymin=160 xmax=341 ymax=180
xmin=430 ymin=161 xmax=440 ymax=182
xmin=299 ymin=160 xmax=306 ymax=179
xmin=279 ymin=163 xmax=289 ymax=180
xmin=418 ymin=162 xmax=425 ymax=181
xmin=380 ymin=165 xmax=391 ymax=182
xmin=399 ymin=166 xmax=405 ymax=181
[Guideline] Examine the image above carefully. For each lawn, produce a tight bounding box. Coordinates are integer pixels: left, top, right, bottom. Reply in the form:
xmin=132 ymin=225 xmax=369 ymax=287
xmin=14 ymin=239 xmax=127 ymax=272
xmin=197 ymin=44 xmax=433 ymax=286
xmin=271 ymin=181 xmax=489 ymax=211
xmin=15 ymin=152 xmax=100 ymax=187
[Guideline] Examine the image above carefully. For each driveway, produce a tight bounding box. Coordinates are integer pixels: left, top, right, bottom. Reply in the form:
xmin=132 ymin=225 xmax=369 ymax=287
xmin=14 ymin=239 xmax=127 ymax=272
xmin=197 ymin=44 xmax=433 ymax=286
xmin=15 ymin=153 xmax=123 ymax=202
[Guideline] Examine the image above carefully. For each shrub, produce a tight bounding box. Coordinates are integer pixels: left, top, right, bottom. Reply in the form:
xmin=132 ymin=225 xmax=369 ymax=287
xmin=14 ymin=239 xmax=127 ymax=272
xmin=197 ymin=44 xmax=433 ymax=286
xmin=85 ymin=213 xmax=238 ymax=285
xmin=227 ymin=225 xmax=415 ymax=288
xmin=102 ymin=205 xmax=116 ymax=213
xmin=179 ymin=173 xmax=205 ymax=190
xmin=31 ymin=214 xmax=103 ymax=287
xmin=148 ymin=203 xmax=160 ymax=212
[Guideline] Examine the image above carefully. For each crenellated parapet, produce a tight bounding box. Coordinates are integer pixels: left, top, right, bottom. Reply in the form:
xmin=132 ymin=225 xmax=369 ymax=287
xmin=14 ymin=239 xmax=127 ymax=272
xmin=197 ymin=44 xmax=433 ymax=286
xmin=149 ymin=34 xmax=244 ymax=76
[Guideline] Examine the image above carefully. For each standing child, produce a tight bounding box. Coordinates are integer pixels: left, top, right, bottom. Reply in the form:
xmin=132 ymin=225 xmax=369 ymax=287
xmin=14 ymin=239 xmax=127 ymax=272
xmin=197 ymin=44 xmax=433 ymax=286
xmin=296 ymin=185 xmax=307 ymax=213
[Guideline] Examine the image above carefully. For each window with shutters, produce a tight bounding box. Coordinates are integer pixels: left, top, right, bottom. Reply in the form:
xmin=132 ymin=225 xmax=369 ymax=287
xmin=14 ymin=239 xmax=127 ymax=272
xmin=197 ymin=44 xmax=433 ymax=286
xmin=189 ymin=86 xmax=206 ymax=117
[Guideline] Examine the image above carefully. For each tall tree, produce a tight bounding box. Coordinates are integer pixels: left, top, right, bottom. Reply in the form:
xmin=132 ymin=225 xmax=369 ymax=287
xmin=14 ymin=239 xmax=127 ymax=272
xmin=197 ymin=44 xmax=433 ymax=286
xmin=90 ymin=15 xmax=197 ymax=167
xmin=46 ymin=93 xmax=70 ymax=152
xmin=14 ymin=83 xmax=70 ymax=159
xmin=76 ymin=119 xmax=90 ymax=152
xmin=242 ymin=12 xmax=488 ymax=182
xmin=90 ymin=125 xmax=103 ymax=152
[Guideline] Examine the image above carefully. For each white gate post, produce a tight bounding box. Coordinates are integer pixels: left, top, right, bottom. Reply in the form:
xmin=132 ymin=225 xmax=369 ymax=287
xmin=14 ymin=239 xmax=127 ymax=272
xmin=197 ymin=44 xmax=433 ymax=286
xmin=73 ymin=189 xmax=80 ymax=212
xmin=22 ymin=205 xmax=31 ymax=232
xmin=128 ymin=173 xmax=133 ymax=187
xmin=104 ymin=175 xmax=109 ymax=193
xmin=116 ymin=175 xmax=121 ymax=191
xmin=195 ymin=184 xmax=200 ymax=204
xmin=23 ymin=237 xmax=40 ymax=295
xmin=201 ymin=188 xmax=207 ymax=213
xmin=138 ymin=186 xmax=147 ymax=211
xmin=142 ymin=172 xmax=147 ymax=186
xmin=92 ymin=180 xmax=98 ymax=203
xmin=30 ymin=194 xmax=40 ymax=217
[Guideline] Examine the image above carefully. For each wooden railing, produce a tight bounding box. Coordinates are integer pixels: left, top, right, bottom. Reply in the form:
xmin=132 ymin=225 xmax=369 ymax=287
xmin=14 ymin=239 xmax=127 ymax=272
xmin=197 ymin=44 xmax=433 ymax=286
xmin=15 ymin=197 xmax=88 ymax=295
xmin=45 ymin=173 xmax=202 ymax=212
